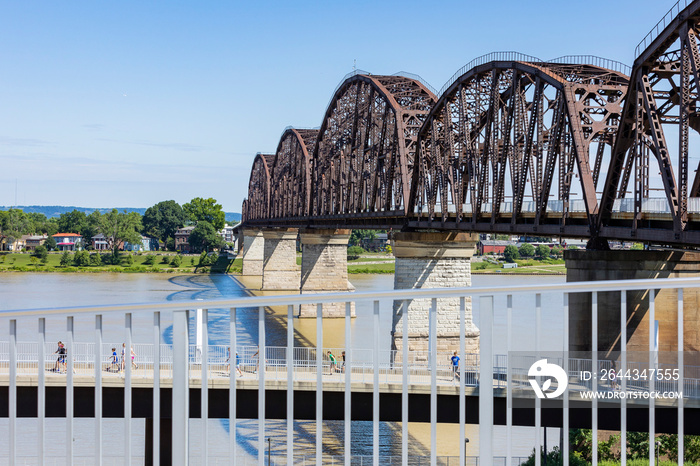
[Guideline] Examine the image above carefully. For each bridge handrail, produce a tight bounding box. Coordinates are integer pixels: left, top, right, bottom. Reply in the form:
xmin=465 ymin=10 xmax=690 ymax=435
xmin=546 ymin=55 xmax=632 ymax=76
xmin=635 ymin=0 xmax=692 ymax=58
xmin=438 ymin=51 xmax=544 ymax=96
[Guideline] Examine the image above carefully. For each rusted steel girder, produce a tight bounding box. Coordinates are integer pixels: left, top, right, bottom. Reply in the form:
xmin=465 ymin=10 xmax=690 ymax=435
xmin=245 ymin=153 xmax=275 ymax=221
xmin=311 ymin=74 xmax=436 ymax=217
xmin=598 ymin=0 xmax=700 ymax=244
xmin=409 ymin=55 xmax=628 ymax=237
xmin=269 ymin=128 xmax=317 ymax=219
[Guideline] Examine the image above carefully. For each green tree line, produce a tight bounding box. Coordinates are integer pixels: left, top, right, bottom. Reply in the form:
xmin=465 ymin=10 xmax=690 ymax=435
xmin=0 ymin=197 xmax=235 ymax=254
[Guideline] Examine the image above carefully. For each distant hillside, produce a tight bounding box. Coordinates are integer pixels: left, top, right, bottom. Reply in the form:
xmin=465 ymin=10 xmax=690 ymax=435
xmin=0 ymin=205 xmax=241 ymax=223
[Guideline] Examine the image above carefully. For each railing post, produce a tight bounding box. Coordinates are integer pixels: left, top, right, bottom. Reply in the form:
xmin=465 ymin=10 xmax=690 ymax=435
xmin=401 ymin=299 xmax=409 ymax=466
xmin=678 ymin=288 xmax=684 ymax=464
xmin=153 ymin=311 xmax=161 ymax=466
xmin=259 ymin=305 xmax=266 ymax=466
xmin=620 ymin=291 xmax=627 ymax=466
xmin=430 ymin=298 xmax=437 ymax=466
xmin=201 ymin=308 xmax=209 ymax=466
xmin=172 ymin=309 xmax=190 ymax=466
xmin=562 ymin=294 xmax=569 ymax=466
xmin=460 ymin=296 xmax=466 ymax=466
xmin=592 ymin=292 xmax=598 ymax=466
xmin=649 ymin=290 xmax=656 ymax=466
xmin=506 ymin=295 xmax=512 ymax=466
xmin=230 ymin=307 xmax=237 ymax=462
xmin=345 ymin=301 xmax=352 ymax=466
xmin=125 ymin=312 xmax=133 ymax=465
xmin=316 ymin=303 xmax=323 ymax=466
xmin=534 ymin=295 xmax=541 ymax=466
xmin=9 ymin=319 xmax=16 ymax=466
xmin=479 ymin=296 xmax=493 ymax=466
xmin=38 ymin=318 xmax=45 ymax=465
xmin=288 ymin=304 xmax=295 ymax=466
xmin=67 ymin=315 xmax=74 ymax=466
xmin=373 ymin=300 xmax=380 ymax=466
xmin=95 ymin=315 xmax=103 ymax=466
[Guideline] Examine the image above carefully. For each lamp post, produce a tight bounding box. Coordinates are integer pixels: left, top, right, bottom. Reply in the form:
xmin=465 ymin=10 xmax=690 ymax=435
xmin=656 ymin=440 xmax=660 ymax=466
xmin=464 ymin=438 xmax=470 ymax=460
xmin=268 ymin=437 xmax=271 ymax=466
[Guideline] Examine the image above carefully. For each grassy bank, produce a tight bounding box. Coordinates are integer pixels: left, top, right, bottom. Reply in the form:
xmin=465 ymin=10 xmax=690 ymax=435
xmin=0 ymin=252 xmax=219 ymax=273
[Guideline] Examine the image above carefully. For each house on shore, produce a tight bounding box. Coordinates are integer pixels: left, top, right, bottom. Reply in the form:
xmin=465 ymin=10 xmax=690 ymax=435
xmin=52 ymin=233 xmax=82 ymax=251
xmin=92 ymin=233 xmax=109 ymax=251
xmin=25 ymin=235 xmax=48 ymax=251
xmin=174 ymin=226 xmax=195 ymax=253
xmin=124 ymin=236 xmax=159 ymax=252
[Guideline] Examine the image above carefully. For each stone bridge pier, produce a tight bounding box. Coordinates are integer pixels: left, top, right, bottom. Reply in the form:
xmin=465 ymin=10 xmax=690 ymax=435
xmin=261 ymin=228 xmax=300 ymax=291
xmin=391 ymin=232 xmax=480 ymax=356
xmin=241 ymin=229 xmax=264 ymax=276
xmin=566 ymin=250 xmax=700 ymax=365
xmin=299 ymin=229 xmax=355 ymax=318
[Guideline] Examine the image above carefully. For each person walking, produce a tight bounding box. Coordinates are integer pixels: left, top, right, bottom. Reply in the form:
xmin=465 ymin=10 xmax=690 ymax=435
xmin=120 ymin=343 xmax=126 ymax=372
xmin=327 ymin=350 xmax=337 ymax=374
xmin=130 ymin=346 xmax=138 ymax=370
xmin=235 ymin=351 xmax=243 ymax=377
xmin=109 ymin=347 xmax=119 ymax=372
xmin=54 ymin=341 xmax=67 ymax=372
xmin=341 ymin=351 xmax=346 ymax=373
xmin=451 ymin=351 xmax=460 ymax=381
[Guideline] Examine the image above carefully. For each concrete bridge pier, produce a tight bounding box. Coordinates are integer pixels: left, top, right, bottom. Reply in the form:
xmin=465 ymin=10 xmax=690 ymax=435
xmin=299 ymin=229 xmax=355 ymax=318
xmin=241 ymin=229 xmax=264 ymax=276
xmin=391 ymin=232 xmax=480 ymax=356
xmin=566 ymin=250 xmax=700 ymax=364
xmin=261 ymin=229 xmax=300 ymax=291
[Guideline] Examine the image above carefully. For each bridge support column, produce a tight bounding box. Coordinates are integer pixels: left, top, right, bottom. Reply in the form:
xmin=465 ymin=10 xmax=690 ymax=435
xmin=299 ymin=229 xmax=355 ymax=318
xmin=566 ymin=250 xmax=700 ymax=360
xmin=261 ymin=229 xmax=300 ymax=291
xmin=391 ymin=232 xmax=480 ymax=355
xmin=241 ymin=229 xmax=264 ymax=276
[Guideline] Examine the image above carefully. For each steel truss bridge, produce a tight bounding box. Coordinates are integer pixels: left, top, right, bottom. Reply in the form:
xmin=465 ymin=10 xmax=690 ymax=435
xmin=242 ymin=0 xmax=700 ymax=248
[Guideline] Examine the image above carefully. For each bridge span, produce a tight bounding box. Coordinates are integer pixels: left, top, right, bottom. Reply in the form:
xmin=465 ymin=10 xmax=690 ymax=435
xmin=242 ymin=0 xmax=700 ymax=249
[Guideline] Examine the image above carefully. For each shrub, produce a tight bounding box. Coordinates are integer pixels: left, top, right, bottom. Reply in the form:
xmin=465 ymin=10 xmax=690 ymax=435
xmin=73 ymin=250 xmax=90 ymax=267
xmin=89 ymin=253 xmax=102 ymax=266
xmin=198 ymin=251 xmax=209 ymax=266
xmin=535 ymin=244 xmax=551 ymax=259
xmin=518 ymin=243 xmax=535 ymax=258
xmin=33 ymin=245 xmax=48 ymax=260
xmin=170 ymin=255 xmax=182 ymax=267
xmin=161 ymin=255 xmax=172 ymax=265
xmin=122 ymin=254 xmax=134 ymax=266
xmin=59 ymin=251 xmax=72 ymax=267
xmin=503 ymin=244 xmax=519 ymax=263
xmin=143 ymin=254 xmax=157 ymax=265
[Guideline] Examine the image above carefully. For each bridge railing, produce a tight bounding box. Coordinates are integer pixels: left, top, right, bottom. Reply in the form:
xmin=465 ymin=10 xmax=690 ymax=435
xmin=635 ymin=0 xmax=692 ymax=57
xmin=1 ymin=277 xmax=698 ymax=465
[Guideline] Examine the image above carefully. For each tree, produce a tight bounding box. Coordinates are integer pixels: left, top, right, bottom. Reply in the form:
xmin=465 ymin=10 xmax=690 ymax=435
xmin=57 ymin=210 xmax=87 ymax=234
xmin=33 ymin=245 xmax=48 ymax=261
xmin=349 ymin=230 xmax=377 ymax=247
xmin=503 ymin=244 xmax=519 ymax=263
xmin=518 ymin=243 xmax=535 ymax=258
xmin=188 ymin=221 xmax=223 ymax=253
xmin=142 ymin=200 xmax=187 ymax=243
xmin=183 ymin=197 xmax=225 ymax=231
xmin=59 ymin=251 xmax=72 ymax=267
xmin=73 ymin=250 xmax=90 ymax=267
xmin=551 ymin=245 xmax=564 ymax=258
xmin=44 ymin=236 xmax=57 ymax=251
xmin=535 ymin=244 xmax=551 ymax=259
xmin=98 ymin=209 xmax=143 ymax=256
xmin=82 ymin=211 xmax=102 ymax=249
xmin=89 ymin=253 xmax=102 ymax=266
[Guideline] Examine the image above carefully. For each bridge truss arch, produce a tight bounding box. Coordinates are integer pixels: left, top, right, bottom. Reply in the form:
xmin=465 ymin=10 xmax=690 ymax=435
xmin=311 ymin=74 xmax=437 ymax=218
xmin=599 ymin=0 xmax=700 ymax=245
xmin=408 ymin=53 xmax=629 ymax=238
xmin=244 ymin=153 xmax=275 ymax=222
xmin=269 ymin=128 xmax=318 ymax=219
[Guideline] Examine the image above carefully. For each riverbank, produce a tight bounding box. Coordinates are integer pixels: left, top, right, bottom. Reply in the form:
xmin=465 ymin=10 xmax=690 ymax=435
xmin=0 ymin=252 xmax=566 ymax=275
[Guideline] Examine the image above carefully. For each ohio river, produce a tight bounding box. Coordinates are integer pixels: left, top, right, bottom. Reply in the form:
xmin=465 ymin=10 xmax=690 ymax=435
xmin=0 ymin=272 xmax=566 ymax=463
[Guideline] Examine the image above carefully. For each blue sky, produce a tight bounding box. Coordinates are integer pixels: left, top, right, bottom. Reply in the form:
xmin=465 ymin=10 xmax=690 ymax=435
xmin=0 ymin=0 xmax=675 ymax=212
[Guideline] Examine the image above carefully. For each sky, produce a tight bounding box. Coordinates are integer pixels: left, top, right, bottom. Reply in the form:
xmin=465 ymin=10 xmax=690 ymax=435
xmin=0 ymin=0 xmax=679 ymax=213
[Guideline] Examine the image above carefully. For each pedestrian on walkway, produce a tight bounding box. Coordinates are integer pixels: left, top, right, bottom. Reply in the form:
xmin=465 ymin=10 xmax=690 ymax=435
xmin=54 ymin=341 xmax=66 ymax=372
xmin=451 ymin=351 xmax=460 ymax=381
xmin=109 ymin=347 xmax=119 ymax=372
xmin=327 ymin=350 xmax=337 ymax=374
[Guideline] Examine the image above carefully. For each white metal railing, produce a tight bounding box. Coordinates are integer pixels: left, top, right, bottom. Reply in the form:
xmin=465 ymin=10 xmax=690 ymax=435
xmin=1 ymin=277 xmax=699 ymax=465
